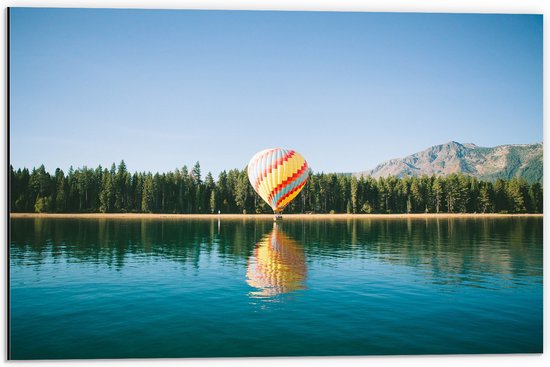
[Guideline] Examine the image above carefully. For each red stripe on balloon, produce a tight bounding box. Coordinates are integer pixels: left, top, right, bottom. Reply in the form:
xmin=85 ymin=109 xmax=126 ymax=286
xmin=275 ymin=179 xmax=308 ymax=209
xmin=248 ymin=149 xmax=276 ymax=190
xmin=249 ymin=148 xmax=276 ymax=177
xmin=254 ymin=150 xmax=295 ymax=191
xmin=268 ymin=161 xmax=308 ymax=203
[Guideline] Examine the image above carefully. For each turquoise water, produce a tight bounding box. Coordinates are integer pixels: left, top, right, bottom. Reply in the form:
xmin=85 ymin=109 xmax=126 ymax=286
xmin=9 ymin=217 xmax=543 ymax=359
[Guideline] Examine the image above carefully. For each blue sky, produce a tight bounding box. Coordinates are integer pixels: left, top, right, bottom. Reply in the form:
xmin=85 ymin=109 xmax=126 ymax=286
xmin=10 ymin=8 xmax=542 ymax=177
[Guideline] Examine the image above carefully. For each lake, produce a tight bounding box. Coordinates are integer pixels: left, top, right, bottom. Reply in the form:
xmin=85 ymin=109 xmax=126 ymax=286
xmin=9 ymin=217 xmax=543 ymax=359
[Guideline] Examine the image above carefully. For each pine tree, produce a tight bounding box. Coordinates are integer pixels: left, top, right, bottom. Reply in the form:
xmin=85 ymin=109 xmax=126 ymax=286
xmin=478 ymin=182 xmax=494 ymax=213
xmin=209 ymin=190 xmax=217 ymax=213
xmin=506 ymin=178 xmax=528 ymax=213
xmin=29 ymin=165 xmax=52 ymax=212
xmin=99 ymin=169 xmax=113 ymax=213
xmin=114 ymin=160 xmax=128 ymax=211
xmin=54 ymin=168 xmax=66 ymax=212
xmin=141 ymin=174 xmax=154 ymax=213
xmin=350 ymin=176 xmax=358 ymax=214
xmin=191 ymin=161 xmax=202 ymax=184
xmin=528 ymin=182 xmax=543 ymax=213
xmin=235 ymin=170 xmax=249 ymax=214
xmin=493 ymin=179 xmax=507 ymax=213
xmin=432 ymin=177 xmax=444 ymax=213
xmin=217 ymin=170 xmax=229 ymax=213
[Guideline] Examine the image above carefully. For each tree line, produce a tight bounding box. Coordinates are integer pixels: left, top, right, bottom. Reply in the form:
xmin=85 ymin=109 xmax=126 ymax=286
xmin=9 ymin=161 xmax=543 ymax=214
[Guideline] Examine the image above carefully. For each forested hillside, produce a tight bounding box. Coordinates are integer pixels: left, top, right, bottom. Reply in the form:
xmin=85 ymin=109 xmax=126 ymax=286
xmin=9 ymin=161 xmax=542 ymax=214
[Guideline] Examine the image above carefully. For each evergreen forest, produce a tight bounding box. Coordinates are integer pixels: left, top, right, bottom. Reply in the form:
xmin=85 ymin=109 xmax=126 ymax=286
xmin=9 ymin=161 xmax=543 ymax=214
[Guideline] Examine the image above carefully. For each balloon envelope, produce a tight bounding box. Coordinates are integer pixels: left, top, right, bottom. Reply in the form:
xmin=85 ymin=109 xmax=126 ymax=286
xmin=247 ymin=148 xmax=309 ymax=213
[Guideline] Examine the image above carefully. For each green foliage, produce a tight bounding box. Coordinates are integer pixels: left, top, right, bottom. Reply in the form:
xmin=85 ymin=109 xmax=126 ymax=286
xmin=34 ymin=196 xmax=52 ymax=213
xmin=234 ymin=170 xmax=249 ymax=212
xmin=9 ymin=163 xmax=544 ymax=214
xmin=141 ymin=174 xmax=154 ymax=213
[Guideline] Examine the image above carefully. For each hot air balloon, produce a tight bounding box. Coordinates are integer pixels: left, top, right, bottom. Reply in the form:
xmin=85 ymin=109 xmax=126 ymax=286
xmin=246 ymin=224 xmax=306 ymax=298
xmin=247 ymin=148 xmax=309 ymax=217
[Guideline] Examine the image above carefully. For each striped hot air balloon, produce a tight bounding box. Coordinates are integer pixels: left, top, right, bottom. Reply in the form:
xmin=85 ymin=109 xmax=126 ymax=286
xmin=247 ymin=148 xmax=309 ymax=214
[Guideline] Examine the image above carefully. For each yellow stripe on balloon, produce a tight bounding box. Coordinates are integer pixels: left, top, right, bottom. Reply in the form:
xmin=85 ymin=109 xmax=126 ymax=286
xmin=277 ymin=185 xmax=303 ymax=210
xmin=257 ymin=151 xmax=276 ymax=204
xmin=256 ymin=153 xmax=305 ymax=199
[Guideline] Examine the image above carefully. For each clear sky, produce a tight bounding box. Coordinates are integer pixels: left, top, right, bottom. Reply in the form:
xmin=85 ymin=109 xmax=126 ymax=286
xmin=9 ymin=8 xmax=542 ymax=177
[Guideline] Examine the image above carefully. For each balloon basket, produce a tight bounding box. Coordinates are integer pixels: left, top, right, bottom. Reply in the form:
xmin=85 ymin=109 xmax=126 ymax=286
xmin=274 ymin=214 xmax=283 ymax=221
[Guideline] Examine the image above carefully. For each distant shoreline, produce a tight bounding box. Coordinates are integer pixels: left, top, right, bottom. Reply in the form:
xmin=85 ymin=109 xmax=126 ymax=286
xmin=9 ymin=213 xmax=543 ymax=220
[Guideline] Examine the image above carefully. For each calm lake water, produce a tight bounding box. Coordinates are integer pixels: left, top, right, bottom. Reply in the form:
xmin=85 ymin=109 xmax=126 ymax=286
xmin=9 ymin=217 xmax=543 ymax=359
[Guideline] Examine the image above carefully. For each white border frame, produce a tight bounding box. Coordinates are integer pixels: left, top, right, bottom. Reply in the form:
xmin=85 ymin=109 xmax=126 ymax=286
xmin=2 ymin=2 xmax=547 ymax=367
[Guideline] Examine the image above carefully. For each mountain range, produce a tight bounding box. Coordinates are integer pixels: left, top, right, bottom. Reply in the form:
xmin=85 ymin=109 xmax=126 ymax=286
xmin=354 ymin=141 xmax=543 ymax=183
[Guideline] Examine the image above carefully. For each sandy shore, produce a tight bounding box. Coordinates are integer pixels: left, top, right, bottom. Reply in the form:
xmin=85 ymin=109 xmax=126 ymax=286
xmin=9 ymin=213 xmax=543 ymax=220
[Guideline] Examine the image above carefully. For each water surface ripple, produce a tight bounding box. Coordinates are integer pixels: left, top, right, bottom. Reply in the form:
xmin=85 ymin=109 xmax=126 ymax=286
xmin=9 ymin=217 xmax=543 ymax=359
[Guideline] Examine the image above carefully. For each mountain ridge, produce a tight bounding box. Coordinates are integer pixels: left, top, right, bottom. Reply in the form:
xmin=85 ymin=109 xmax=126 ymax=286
xmin=354 ymin=141 xmax=543 ymax=183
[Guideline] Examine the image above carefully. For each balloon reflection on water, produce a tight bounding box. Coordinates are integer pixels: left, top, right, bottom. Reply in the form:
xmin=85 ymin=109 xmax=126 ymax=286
xmin=246 ymin=224 xmax=307 ymax=298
